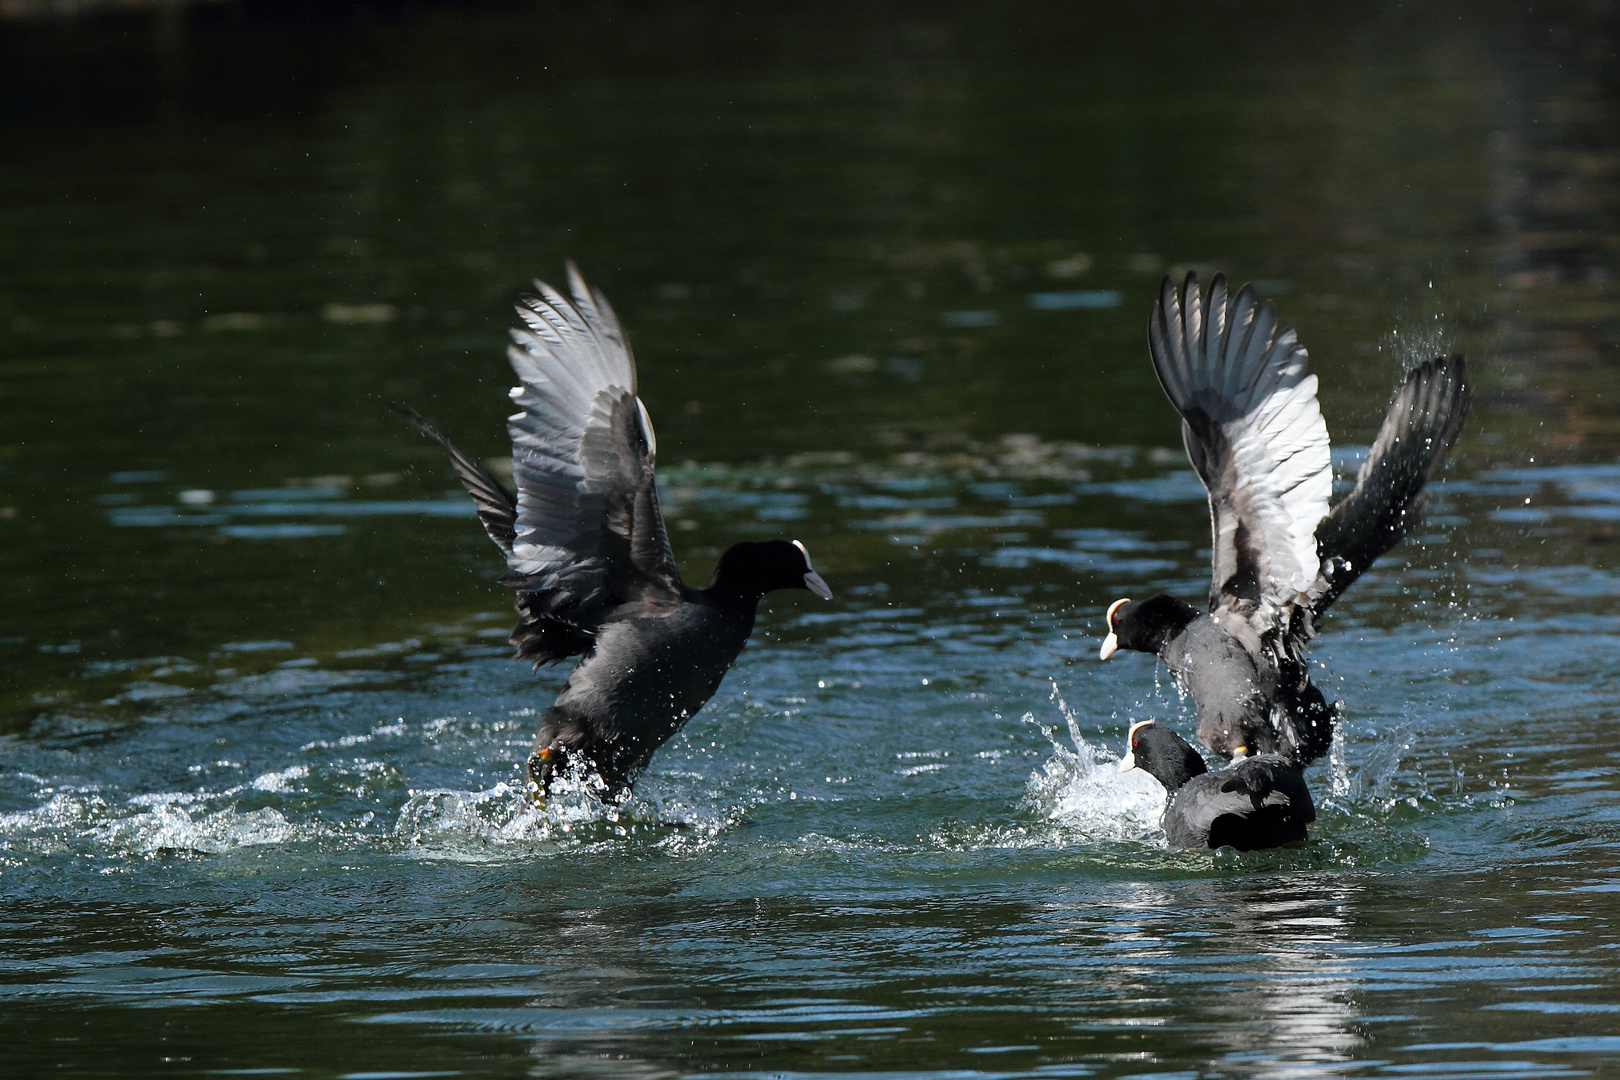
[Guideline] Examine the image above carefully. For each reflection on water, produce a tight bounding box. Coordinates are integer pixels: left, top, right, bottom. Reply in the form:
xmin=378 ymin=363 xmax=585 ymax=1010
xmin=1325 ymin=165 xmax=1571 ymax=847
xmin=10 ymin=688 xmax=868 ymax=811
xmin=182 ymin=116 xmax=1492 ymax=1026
xmin=2 ymin=1 xmax=1620 ymax=1077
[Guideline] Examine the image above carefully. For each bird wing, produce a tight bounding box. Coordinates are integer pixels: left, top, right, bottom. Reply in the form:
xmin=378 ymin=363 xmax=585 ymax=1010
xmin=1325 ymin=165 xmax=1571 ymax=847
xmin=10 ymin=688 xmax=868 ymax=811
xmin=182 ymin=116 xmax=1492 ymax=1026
xmin=1148 ymin=273 xmax=1333 ymax=630
xmin=500 ymin=265 xmax=683 ymax=661
xmin=1217 ymin=755 xmax=1317 ymax=823
xmin=399 ymin=407 xmax=518 ymax=553
xmin=1311 ymin=355 xmax=1469 ymax=615
xmin=1171 ymin=756 xmax=1316 ymax=832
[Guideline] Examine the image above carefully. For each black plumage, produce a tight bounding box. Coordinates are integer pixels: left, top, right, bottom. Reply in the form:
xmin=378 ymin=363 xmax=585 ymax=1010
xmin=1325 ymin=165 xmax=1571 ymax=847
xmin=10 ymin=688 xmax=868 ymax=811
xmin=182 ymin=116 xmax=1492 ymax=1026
xmin=405 ymin=265 xmax=831 ymax=802
xmin=1118 ymin=720 xmax=1315 ymax=851
xmin=1101 ymin=273 xmax=1469 ymax=766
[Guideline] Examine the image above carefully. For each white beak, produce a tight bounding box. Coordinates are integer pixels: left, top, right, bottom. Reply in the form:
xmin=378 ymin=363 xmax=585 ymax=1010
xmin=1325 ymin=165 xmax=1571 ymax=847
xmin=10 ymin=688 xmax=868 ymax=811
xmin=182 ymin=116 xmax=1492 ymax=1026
xmin=792 ymin=541 xmax=833 ymax=599
xmin=1099 ymin=633 xmax=1119 ymax=661
xmin=1119 ymin=719 xmax=1153 ymax=772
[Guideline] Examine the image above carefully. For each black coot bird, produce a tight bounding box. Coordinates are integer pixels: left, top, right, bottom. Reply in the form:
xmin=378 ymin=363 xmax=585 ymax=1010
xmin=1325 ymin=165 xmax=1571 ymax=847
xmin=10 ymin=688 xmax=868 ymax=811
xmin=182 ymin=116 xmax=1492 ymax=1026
xmin=404 ymin=265 xmax=832 ymax=803
xmin=1118 ymin=719 xmax=1315 ymax=850
xmin=1100 ymin=273 xmax=1469 ymax=765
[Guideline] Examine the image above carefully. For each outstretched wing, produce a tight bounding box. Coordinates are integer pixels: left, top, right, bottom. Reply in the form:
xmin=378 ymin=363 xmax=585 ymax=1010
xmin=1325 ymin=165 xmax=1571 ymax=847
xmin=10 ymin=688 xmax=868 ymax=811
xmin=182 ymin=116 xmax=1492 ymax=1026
xmin=500 ymin=264 xmax=683 ymax=662
xmin=399 ymin=407 xmax=518 ymax=553
xmin=1148 ymin=273 xmax=1333 ymax=631
xmin=410 ymin=265 xmax=682 ymax=666
xmin=1312 ymin=355 xmax=1469 ymax=614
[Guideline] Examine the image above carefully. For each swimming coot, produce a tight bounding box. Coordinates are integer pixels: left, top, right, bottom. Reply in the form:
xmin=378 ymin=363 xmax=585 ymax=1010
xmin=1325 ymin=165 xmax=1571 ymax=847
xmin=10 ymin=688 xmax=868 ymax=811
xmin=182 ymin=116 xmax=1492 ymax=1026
xmin=404 ymin=264 xmax=831 ymax=802
xmin=1119 ymin=719 xmax=1315 ymax=851
xmin=1100 ymin=273 xmax=1468 ymax=765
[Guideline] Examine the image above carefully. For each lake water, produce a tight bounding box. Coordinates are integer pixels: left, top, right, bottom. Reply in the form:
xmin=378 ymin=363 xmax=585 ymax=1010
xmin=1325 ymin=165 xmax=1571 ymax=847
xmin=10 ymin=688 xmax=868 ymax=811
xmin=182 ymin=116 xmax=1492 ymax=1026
xmin=3 ymin=2 xmax=1619 ymax=1076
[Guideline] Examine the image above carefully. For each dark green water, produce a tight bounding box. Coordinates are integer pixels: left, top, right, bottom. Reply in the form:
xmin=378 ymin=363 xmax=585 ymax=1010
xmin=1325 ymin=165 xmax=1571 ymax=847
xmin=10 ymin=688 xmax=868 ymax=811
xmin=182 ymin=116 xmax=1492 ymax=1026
xmin=3 ymin=2 xmax=1620 ymax=1076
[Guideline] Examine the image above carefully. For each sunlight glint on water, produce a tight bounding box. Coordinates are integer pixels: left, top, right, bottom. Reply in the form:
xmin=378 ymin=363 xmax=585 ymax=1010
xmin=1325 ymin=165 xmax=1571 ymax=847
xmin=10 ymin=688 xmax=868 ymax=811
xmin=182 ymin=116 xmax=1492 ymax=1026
xmin=3 ymin=3 xmax=1620 ymax=1076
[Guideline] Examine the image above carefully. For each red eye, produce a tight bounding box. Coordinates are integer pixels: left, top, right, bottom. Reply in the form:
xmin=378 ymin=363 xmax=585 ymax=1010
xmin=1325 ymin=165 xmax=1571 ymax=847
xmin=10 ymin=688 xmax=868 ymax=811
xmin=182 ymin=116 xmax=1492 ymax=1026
xmin=1105 ymin=598 xmax=1130 ymax=631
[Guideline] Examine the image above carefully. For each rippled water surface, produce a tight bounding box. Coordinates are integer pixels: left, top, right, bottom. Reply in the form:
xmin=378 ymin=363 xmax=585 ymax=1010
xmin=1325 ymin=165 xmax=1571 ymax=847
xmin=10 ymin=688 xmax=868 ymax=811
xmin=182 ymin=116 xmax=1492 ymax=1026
xmin=3 ymin=2 xmax=1620 ymax=1076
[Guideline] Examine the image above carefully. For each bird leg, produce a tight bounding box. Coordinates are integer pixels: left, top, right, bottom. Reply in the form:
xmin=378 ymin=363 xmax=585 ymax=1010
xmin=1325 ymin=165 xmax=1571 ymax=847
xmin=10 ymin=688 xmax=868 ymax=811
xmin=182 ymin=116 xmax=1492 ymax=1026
xmin=525 ymin=745 xmax=565 ymax=809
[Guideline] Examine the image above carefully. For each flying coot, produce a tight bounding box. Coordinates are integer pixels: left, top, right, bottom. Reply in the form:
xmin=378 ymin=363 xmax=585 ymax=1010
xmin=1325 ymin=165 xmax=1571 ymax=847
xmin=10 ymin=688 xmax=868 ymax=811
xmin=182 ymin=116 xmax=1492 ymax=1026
xmin=1119 ymin=719 xmax=1315 ymax=851
xmin=404 ymin=264 xmax=832 ymax=803
xmin=1100 ymin=273 xmax=1469 ymax=765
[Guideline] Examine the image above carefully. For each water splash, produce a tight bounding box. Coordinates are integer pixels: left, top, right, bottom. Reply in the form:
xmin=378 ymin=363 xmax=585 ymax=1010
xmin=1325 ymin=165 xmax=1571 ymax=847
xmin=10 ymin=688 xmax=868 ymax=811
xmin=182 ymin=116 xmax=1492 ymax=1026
xmin=1020 ymin=680 xmax=1164 ymax=843
xmin=93 ymin=801 xmax=311 ymax=856
xmin=394 ymin=782 xmax=530 ymax=847
xmin=1329 ymin=722 xmax=1353 ymax=801
xmin=392 ymin=758 xmax=746 ymax=861
xmin=0 ymin=787 xmax=319 ymax=861
xmin=1382 ymin=316 xmax=1455 ymax=372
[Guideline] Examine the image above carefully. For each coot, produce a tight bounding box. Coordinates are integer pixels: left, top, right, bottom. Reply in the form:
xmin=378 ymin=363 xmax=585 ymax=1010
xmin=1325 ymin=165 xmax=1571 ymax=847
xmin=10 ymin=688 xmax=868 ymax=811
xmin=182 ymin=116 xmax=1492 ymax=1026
xmin=1100 ymin=273 xmax=1468 ymax=765
xmin=405 ymin=265 xmax=831 ymax=802
xmin=1119 ymin=719 xmax=1315 ymax=851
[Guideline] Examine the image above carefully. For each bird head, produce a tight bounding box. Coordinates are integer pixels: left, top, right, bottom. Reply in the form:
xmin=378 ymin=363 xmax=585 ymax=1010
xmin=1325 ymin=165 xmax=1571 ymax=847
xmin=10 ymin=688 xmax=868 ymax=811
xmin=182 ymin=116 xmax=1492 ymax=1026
xmin=1117 ymin=719 xmax=1209 ymax=794
xmin=1099 ymin=594 xmax=1200 ymax=659
xmin=712 ymin=540 xmax=832 ymax=601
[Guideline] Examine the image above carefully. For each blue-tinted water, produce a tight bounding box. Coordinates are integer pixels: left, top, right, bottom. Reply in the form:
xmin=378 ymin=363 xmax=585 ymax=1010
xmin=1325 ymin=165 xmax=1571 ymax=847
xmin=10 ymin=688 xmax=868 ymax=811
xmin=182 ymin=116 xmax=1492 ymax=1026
xmin=2 ymin=2 xmax=1619 ymax=1077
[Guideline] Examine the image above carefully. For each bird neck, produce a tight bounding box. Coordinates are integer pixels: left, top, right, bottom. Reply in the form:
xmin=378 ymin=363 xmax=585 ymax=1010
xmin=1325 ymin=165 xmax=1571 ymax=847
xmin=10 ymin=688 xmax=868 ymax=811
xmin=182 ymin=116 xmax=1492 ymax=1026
xmin=1135 ymin=595 xmax=1200 ymax=652
xmin=702 ymin=571 xmax=768 ymax=608
xmin=1154 ymin=742 xmax=1210 ymax=794
xmin=704 ymin=585 xmax=764 ymax=609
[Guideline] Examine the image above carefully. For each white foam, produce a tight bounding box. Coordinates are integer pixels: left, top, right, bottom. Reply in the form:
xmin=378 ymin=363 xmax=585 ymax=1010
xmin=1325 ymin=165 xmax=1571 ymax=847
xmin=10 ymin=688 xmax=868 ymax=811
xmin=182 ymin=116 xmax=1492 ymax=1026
xmin=392 ymin=760 xmax=746 ymax=861
xmin=92 ymin=803 xmax=312 ymax=856
xmin=251 ymin=764 xmax=311 ymax=792
xmin=0 ymin=791 xmax=104 ymax=857
xmin=1020 ymin=682 xmax=1166 ymax=844
xmin=1023 ymin=734 xmax=1165 ymax=843
xmin=0 ymin=772 xmax=323 ymax=861
xmin=394 ymin=782 xmax=544 ymax=858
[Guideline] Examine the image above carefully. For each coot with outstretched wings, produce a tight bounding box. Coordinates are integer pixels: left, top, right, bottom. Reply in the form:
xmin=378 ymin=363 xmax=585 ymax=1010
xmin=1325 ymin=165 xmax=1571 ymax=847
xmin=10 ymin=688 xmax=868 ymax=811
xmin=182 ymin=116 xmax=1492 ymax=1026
xmin=405 ymin=265 xmax=831 ymax=801
xmin=1100 ymin=273 xmax=1468 ymax=766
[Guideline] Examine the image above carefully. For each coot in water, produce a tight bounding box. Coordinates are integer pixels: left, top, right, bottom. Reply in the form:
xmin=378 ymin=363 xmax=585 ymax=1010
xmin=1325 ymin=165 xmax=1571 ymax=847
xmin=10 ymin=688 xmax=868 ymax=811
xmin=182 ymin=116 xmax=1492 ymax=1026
xmin=1100 ymin=273 xmax=1468 ymax=765
xmin=1118 ymin=719 xmax=1315 ymax=851
xmin=405 ymin=265 xmax=831 ymax=802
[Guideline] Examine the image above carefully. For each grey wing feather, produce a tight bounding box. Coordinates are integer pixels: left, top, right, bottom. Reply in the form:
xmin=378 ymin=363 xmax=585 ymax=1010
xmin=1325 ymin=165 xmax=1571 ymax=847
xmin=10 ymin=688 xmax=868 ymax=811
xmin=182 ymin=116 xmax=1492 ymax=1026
xmin=1312 ymin=355 xmax=1469 ymax=615
xmin=503 ymin=265 xmax=683 ymax=628
xmin=1149 ymin=273 xmax=1333 ymax=628
xmin=399 ymin=407 xmax=517 ymax=553
xmin=1215 ymin=756 xmax=1316 ymax=819
xmin=467 ymin=265 xmax=684 ymax=664
xmin=1170 ymin=775 xmax=1276 ymax=846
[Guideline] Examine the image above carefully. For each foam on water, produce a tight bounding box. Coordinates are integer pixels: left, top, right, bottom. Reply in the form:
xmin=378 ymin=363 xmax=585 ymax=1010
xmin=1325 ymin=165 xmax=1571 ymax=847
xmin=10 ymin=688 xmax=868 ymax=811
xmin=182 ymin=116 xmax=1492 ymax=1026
xmin=92 ymin=801 xmax=312 ymax=856
xmin=1020 ymin=682 xmax=1165 ymax=844
xmin=0 ymin=786 xmax=320 ymax=863
xmin=0 ymin=771 xmax=735 ymax=870
xmin=392 ymin=766 xmax=750 ymax=862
